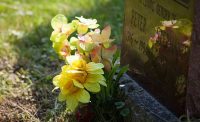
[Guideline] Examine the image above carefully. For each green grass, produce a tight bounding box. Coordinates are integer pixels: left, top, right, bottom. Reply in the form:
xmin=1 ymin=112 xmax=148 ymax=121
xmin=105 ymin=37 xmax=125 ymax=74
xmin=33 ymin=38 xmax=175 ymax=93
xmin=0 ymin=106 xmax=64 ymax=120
xmin=0 ymin=0 xmax=124 ymax=121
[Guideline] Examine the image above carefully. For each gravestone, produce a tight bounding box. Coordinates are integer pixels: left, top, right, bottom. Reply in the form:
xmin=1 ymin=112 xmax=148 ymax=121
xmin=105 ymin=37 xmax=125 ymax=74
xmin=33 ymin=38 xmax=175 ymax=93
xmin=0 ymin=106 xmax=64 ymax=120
xmin=121 ymin=0 xmax=196 ymax=116
xmin=187 ymin=1 xmax=200 ymax=118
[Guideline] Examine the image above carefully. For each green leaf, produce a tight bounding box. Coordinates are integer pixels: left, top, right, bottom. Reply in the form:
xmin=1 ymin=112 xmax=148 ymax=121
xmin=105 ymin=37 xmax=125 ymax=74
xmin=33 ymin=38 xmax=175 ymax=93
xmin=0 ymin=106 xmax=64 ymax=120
xmin=116 ymin=65 xmax=129 ymax=81
xmin=51 ymin=14 xmax=67 ymax=30
xmin=107 ymin=64 xmax=120 ymax=81
xmin=120 ymin=108 xmax=130 ymax=117
xmin=112 ymin=50 xmax=120 ymax=65
xmin=115 ymin=101 xmax=125 ymax=109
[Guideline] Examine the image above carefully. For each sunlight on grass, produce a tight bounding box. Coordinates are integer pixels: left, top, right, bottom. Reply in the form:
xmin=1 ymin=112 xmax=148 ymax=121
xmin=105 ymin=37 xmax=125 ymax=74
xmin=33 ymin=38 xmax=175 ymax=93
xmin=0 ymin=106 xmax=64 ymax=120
xmin=0 ymin=0 xmax=123 ymax=59
xmin=0 ymin=0 xmax=124 ymax=121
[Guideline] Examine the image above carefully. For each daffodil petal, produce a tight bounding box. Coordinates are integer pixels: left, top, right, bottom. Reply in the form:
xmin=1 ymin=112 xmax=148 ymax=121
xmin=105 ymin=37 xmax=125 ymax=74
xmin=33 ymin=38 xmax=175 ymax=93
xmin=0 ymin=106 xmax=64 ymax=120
xmin=73 ymin=80 xmax=84 ymax=88
xmin=90 ymin=46 xmax=101 ymax=63
xmin=61 ymin=65 xmax=71 ymax=72
xmin=61 ymin=87 xmax=70 ymax=95
xmin=86 ymin=74 xmax=107 ymax=86
xmin=88 ymin=69 xmax=104 ymax=74
xmin=88 ymin=24 xmax=99 ymax=29
xmin=84 ymin=82 xmax=100 ymax=93
xmin=70 ymin=37 xmax=79 ymax=50
xmin=160 ymin=26 xmax=166 ymax=30
xmin=90 ymin=33 xmax=102 ymax=42
xmin=71 ymin=20 xmax=79 ymax=28
xmin=61 ymin=23 xmax=75 ymax=35
xmin=52 ymin=34 xmax=68 ymax=53
xmin=86 ymin=62 xmax=104 ymax=71
xmin=75 ymin=89 xmax=90 ymax=103
xmin=50 ymin=31 xmax=59 ymax=42
xmin=66 ymin=55 xmax=80 ymax=65
xmin=58 ymin=92 xmax=66 ymax=101
xmin=76 ymin=16 xmax=98 ymax=29
xmin=77 ymin=23 xmax=88 ymax=34
xmin=52 ymin=87 xmax=59 ymax=92
xmin=86 ymin=74 xmax=105 ymax=83
xmin=53 ymin=75 xmax=61 ymax=87
xmin=98 ymin=80 xmax=107 ymax=87
xmin=102 ymin=45 xmax=117 ymax=60
xmin=102 ymin=59 xmax=112 ymax=71
xmin=66 ymin=70 xmax=85 ymax=74
xmin=91 ymin=55 xmax=101 ymax=63
xmin=103 ymin=41 xmax=110 ymax=48
xmin=102 ymin=25 xmax=111 ymax=39
xmin=79 ymin=42 xmax=94 ymax=52
xmin=51 ymin=14 xmax=68 ymax=31
xmin=66 ymin=96 xmax=78 ymax=111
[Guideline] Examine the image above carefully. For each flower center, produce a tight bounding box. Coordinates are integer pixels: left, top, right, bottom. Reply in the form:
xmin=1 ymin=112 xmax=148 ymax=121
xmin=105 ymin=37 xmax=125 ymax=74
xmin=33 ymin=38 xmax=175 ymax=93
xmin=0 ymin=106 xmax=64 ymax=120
xmin=76 ymin=70 xmax=87 ymax=83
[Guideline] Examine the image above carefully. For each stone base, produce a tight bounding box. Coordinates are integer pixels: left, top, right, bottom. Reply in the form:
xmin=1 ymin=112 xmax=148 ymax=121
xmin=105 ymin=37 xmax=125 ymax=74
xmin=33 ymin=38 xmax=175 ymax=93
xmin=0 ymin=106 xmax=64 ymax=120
xmin=120 ymin=74 xmax=179 ymax=122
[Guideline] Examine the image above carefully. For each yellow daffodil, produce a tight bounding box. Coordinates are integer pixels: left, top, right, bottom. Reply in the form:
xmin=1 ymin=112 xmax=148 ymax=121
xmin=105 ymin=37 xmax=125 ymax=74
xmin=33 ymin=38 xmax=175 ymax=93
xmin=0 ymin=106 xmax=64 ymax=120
xmin=53 ymin=55 xmax=106 ymax=111
xmin=78 ymin=34 xmax=95 ymax=52
xmin=51 ymin=14 xmax=68 ymax=32
xmin=76 ymin=16 xmax=99 ymax=29
xmin=51 ymin=33 xmax=71 ymax=59
xmin=75 ymin=16 xmax=99 ymax=34
xmin=53 ymin=73 xmax=90 ymax=111
xmin=66 ymin=55 xmax=107 ymax=90
xmin=50 ymin=15 xmax=121 ymax=112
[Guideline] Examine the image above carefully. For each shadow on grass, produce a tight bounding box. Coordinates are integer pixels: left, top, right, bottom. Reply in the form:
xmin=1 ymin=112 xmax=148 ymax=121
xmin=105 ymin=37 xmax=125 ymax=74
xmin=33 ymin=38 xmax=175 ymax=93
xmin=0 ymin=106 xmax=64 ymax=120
xmin=12 ymin=0 xmax=124 ymax=121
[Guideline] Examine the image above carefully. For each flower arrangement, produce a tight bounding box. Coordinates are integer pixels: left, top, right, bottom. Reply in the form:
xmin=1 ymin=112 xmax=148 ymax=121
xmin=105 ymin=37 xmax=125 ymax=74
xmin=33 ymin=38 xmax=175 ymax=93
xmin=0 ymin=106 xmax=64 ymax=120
xmin=146 ymin=19 xmax=193 ymax=99
xmin=50 ymin=14 xmax=129 ymax=121
xmin=148 ymin=19 xmax=192 ymax=53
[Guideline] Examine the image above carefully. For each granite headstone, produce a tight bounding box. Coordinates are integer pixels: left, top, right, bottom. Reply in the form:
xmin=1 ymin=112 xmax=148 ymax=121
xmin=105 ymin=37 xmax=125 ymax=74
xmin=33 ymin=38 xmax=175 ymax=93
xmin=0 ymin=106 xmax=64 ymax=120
xmin=121 ymin=0 xmax=195 ymax=116
xmin=187 ymin=1 xmax=200 ymax=117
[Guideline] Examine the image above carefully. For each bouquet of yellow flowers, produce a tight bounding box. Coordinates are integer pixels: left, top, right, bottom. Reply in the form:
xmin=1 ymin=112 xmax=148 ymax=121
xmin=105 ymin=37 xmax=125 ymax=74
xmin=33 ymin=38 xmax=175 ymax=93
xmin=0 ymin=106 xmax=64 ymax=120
xmin=50 ymin=14 xmax=129 ymax=121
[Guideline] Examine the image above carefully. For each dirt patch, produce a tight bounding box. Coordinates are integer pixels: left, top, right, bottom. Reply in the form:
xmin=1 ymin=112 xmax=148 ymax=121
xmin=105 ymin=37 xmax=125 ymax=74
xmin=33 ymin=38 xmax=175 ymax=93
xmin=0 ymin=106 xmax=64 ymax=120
xmin=0 ymin=97 xmax=38 ymax=122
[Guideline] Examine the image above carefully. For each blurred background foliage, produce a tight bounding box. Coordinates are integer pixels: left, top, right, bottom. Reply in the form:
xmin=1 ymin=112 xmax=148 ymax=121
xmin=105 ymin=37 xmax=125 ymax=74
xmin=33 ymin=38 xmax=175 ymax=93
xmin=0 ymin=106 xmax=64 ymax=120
xmin=0 ymin=0 xmax=124 ymax=121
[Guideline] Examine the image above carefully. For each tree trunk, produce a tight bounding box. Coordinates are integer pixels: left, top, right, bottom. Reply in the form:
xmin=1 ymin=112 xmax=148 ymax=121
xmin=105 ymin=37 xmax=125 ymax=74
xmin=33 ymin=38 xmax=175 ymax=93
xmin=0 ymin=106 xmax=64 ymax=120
xmin=187 ymin=0 xmax=200 ymax=117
